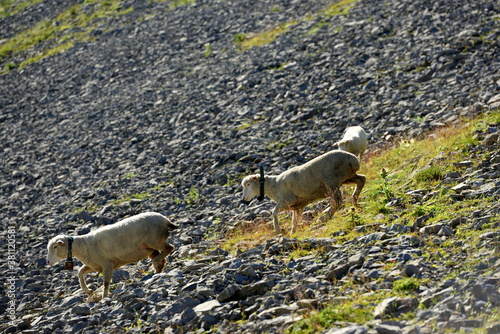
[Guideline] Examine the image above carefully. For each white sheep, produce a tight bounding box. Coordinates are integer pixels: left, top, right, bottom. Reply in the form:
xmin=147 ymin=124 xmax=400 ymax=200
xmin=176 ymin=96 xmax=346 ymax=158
xmin=242 ymin=150 xmax=365 ymax=234
xmin=46 ymin=212 xmax=178 ymax=301
xmin=336 ymin=126 xmax=368 ymax=160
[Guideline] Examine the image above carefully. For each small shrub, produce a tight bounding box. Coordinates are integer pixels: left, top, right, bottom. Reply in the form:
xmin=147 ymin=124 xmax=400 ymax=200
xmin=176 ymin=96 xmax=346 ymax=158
xmin=234 ymin=33 xmax=247 ymax=44
xmin=393 ymin=278 xmax=419 ymax=293
xmin=203 ymin=43 xmax=212 ymax=57
xmin=186 ymin=185 xmax=200 ymax=204
xmin=414 ymin=165 xmax=443 ymax=182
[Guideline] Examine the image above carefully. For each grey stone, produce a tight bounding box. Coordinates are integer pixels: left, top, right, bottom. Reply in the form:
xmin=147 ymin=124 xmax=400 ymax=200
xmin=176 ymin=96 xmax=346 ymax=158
xmin=375 ymin=323 xmax=404 ymax=334
xmin=374 ymin=297 xmax=419 ymax=319
xmin=193 ymin=300 xmax=221 ymax=315
xmin=420 ymin=223 xmax=445 ymax=235
xmin=112 ymin=269 xmax=130 ymax=283
xmin=326 ymin=264 xmax=350 ymax=281
xmin=72 ymin=306 xmax=91 ymax=316
xmin=217 ymin=284 xmax=241 ymax=302
xmin=348 ymin=254 xmax=365 ymax=267
xmin=402 ymin=264 xmax=420 ymax=278
xmin=486 ymin=323 xmax=500 ymax=334
xmin=324 ymin=325 xmax=369 ymax=334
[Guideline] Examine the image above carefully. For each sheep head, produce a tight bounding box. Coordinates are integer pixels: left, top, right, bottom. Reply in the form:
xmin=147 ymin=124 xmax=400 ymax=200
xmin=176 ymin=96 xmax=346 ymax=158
xmin=46 ymin=235 xmax=69 ymax=266
xmin=337 ymin=139 xmax=351 ymax=151
xmin=241 ymin=174 xmax=260 ymax=202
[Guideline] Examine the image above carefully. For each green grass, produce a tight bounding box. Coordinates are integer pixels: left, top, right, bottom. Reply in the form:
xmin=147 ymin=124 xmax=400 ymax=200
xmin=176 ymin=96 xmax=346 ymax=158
xmin=393 ymin=278 xmax=420 ymax=293
xmin=237 ymin=21 xmax=297 ymax=51
xmin=0 ymin=0 xmax=133 ymax=73
xmin=0 ymin=0 xmax=44 ymax=18
xmin=236 ymin=0 xmax=359 ymax=51
xmin=159 ymin=0 xmax=195 ymax=10
xmin=110 ymin=192 xmax=150 ymax=206
xmin=0 ymin=0 xmax=194 ymax=74
xmin=288 ymin=290 xmax=393 ymax=334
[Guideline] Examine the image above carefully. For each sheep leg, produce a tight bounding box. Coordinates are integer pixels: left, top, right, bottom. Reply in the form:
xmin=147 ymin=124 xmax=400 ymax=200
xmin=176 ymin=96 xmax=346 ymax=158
xmin=78 ymin=265 xmax=94 ymax=296
xmin=290 ymin=208 xmax=303 ymax=234
xmin=149 ymin=250 xmax=160 ymax=260
xmin=349 ymin=174 xmax=366 ymax=205
xmin=272 ymin=205 xmax=285 ymax=234
xmin=327 ymin=186 xmax=343 ymax=216
xmin=152 ymin=243 xmax=175 ymax=273
xmin=101 ymin=264 xmax=114 ymax=300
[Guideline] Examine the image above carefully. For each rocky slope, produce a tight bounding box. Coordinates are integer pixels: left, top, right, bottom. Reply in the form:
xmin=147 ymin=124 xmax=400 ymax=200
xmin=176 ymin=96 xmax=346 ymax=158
xmin=0 ymin=0 xmax=499 ymax=333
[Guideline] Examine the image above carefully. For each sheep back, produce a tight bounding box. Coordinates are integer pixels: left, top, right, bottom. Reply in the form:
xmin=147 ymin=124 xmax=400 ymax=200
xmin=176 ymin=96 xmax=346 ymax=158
xmin=277 ymin=150 xmax=360 ymax=201
xmin=79 ymin=212 xmax=177 ymax=269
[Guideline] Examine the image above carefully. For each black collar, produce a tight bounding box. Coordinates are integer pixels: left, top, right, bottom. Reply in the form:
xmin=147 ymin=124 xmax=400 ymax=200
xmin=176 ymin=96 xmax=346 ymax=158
xmin=67 ymin=236 xmax=73 ymax=260
xmin=257 ymin=166 xmax=265 ymax=201
xmin=65 ymin=236 xmax=74 ymax=270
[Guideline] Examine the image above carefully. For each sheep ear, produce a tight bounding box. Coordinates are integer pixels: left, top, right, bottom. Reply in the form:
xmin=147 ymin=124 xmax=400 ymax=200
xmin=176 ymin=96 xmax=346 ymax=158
xmin=57 ymin=240 xmax=65 ymax=245
xmin=251 ymin=175 xmax=259 ymax=181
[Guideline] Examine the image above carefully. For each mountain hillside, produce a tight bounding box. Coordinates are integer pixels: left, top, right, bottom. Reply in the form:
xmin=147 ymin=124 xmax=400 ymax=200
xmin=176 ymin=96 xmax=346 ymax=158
xmin=0 ymin=0 xmax=499 ymax=333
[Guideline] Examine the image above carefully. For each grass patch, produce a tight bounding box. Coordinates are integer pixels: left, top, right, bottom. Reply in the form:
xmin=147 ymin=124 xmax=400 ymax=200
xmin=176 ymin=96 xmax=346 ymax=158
xmin=111 ymin=192 xmax=149 ymax=205
xmin=288 ymin=291 xmax=393 ymax=334
xmin=237 ymin=21 xmax=297 ymax=51
xmin=1 ymin=0 xmax=134 ymax=73
xmin=323 ymin=0 xmax=358 ymax=16
xmin=413 ymin=165 xmax=443 ymax=183
xmin=393 ymin=278 xmax=420 ymax=293
xmin=162 ymin=0 xmax=195 ymax=10
xmin=0 ymin=0 xmax=194 ymax=74
xmin=0 ymin=0 xmax=44 ymax=18
xmin=236 ymin=0 xmax=359 ymax=51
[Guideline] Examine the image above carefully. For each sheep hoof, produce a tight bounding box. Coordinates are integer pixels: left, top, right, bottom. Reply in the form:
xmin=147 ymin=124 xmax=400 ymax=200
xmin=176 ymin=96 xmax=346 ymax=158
xmin=86 ymin=294 xmax=102 ymax=303
xmin=153 ymin=259 xmax=166 ymax=273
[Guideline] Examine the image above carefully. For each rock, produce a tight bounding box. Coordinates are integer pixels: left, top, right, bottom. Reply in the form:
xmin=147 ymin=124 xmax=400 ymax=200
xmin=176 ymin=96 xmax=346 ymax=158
xmin=348 ymin=254 xmax=365 ymax=267
xmin=72 ymin=306 xmax=91 ymax=316
xmin=324 ymin=325 xmax=369 ymax=334
xmin=402 ymin=264 xmax=420 ymax=278
xmin=374 ymin=297 xmax=419 ymax=319
xmin=193 ymin=300 xmax=221 ymax=315
xmin=486 ymin=322 xmax=500 ymax=334
xmin=112 ymin=269 xmax=131 ymax=283
xmin=217 ymin=284 xmax=241 ymax=302
xmin=375 ymin=323 xmax=404 ymax=334
xmin=482 ymin=133 xmax=499 ymax=145
xmin=326 ymin=264 xmax=350 ymax=281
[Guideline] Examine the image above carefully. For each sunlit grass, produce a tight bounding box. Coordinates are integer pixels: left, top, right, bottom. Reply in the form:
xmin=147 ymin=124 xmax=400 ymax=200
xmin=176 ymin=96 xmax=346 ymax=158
xmin=237 ymin=21 xmax=297 ymax=51
xmin=0 ymin=0 xmax=44 ymax=18
xmin=0 ymin=0 xmax=135 ymax=74
xmin=236 ymin=0 xmax=359 ymax=51
xmin=0 ymin=0 xmax=194 ymax=74
xmin=288 ymin=290 xmax=395 ymax=334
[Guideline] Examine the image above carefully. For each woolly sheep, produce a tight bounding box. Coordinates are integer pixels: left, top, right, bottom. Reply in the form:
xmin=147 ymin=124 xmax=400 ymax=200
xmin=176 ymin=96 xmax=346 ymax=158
xmin=336 ymin=126 xmax=368 ymax=160
xmin=46 ymin=212 xmax=178 ymax=301
xmin=242 ymin=150 xmax=365 ymax=234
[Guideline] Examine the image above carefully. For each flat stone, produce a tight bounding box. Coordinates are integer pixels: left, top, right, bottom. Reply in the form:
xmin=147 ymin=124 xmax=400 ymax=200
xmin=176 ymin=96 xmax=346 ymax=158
xmin=193 ymin=300 xmax=221 ymax=315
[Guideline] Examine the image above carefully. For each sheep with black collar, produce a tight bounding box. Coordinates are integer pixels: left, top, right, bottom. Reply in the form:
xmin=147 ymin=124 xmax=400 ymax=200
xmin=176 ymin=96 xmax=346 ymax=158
xmin=242 ymin=150 xmax=365 ymax=234
xmin=46 ymin=212 xmax=177 ymax=301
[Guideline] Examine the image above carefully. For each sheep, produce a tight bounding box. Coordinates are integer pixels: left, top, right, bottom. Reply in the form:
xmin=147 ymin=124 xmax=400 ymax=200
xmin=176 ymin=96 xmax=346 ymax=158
xmin=241 ymin=150 xmax=365 ymax=234
xmin=335 ymin=126 xmax=368 ymax=161
xmin=46 ymin=212 xmax=178 ymax=301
